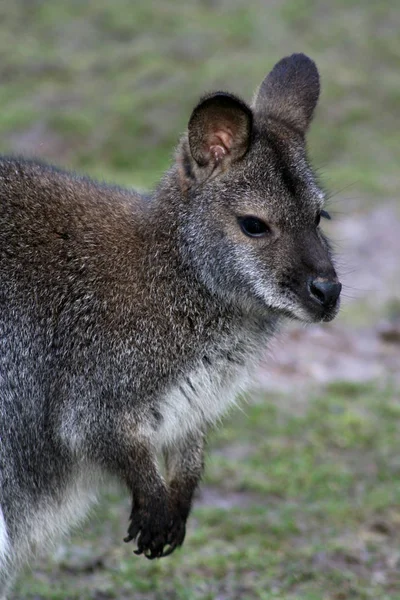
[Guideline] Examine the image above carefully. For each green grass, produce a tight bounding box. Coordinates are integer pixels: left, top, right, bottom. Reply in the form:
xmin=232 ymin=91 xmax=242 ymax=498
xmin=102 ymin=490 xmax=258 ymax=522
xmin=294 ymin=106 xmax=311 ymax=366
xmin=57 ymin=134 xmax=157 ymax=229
xmin=13 ymin=382 xmax=400 ymax=599
xmin=0 ymin=0 xmax=399 ymax=198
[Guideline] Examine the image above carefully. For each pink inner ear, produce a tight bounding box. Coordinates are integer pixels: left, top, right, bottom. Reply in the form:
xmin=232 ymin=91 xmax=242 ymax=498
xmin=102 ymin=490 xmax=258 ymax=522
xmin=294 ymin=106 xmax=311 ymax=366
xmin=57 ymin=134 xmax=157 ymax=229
xmin=206 ymin=127 xmax=234 ymax=163
xmin=212 ymin=127 xmax=234 ymax=151
xmin=209 ymin=145 xmax=227 ymax=163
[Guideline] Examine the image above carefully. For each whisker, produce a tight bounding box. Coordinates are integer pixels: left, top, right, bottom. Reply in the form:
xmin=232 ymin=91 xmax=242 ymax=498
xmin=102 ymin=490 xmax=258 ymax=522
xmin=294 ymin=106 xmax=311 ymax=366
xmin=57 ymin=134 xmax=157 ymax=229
xmin=340 ymin=293 xmax=362 ymax=300
xmin=342 ymin=284 xmax=374 ymax=293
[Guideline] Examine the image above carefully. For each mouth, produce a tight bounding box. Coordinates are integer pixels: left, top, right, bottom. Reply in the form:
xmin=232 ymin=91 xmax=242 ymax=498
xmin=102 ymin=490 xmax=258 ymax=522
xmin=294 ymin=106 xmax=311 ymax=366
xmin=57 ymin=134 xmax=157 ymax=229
xmin=254 ymin=279 xmax=341 ymax=323
xmin=293 ymin=288 xmax=341 ymax=323
xmin=318 ymin=299 xmax=341 ymax=322
xmin=278 ymin=301 xmax=340 ymax=324
xmin=270 ymin=282 xmax=341 ymax=323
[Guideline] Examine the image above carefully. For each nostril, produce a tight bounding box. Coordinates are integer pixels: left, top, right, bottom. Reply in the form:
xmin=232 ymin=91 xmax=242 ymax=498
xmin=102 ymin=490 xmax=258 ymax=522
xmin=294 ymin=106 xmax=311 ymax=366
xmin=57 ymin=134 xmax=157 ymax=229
xmin=308 ymin=279 xmax=342 ymax=307
xmin=309 ymin=281 xmax=326 ymax=304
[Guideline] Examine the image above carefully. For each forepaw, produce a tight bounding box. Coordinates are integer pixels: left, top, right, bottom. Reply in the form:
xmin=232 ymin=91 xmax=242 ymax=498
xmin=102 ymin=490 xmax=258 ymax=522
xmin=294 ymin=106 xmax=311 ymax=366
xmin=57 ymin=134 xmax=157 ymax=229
xmin=124 ymin=501 xmax=186 ymax=559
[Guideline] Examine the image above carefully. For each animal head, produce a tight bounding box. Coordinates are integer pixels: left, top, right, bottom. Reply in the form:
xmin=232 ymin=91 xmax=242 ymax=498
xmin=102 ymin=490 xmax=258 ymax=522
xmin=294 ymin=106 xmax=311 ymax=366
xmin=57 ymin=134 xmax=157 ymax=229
xmin=175 ymin=53 xmax=341 ymax=323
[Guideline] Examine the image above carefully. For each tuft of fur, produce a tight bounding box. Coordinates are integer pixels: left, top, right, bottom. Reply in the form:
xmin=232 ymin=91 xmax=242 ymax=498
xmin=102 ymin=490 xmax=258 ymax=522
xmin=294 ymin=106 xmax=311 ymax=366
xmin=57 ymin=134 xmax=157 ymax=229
xmin=0 ymin=53 xmax=341 ymax=595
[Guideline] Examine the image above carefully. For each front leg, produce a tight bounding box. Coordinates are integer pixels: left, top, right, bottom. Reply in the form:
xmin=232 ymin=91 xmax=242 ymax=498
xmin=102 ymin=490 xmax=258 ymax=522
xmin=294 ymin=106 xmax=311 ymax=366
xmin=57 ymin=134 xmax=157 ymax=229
xmin=163 ymin=431 xmax=205 ymax=555
xmin=93 ymin=430 xmax=182 ymax=559
xmin=122 ymin=440 xmax=172 ymax=559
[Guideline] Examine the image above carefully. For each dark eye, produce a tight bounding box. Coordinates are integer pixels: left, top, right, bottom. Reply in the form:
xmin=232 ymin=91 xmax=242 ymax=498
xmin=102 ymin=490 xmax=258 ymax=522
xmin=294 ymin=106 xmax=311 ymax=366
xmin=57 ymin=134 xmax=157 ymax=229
xmin=239 ymin=216 xmax=269 ymax=238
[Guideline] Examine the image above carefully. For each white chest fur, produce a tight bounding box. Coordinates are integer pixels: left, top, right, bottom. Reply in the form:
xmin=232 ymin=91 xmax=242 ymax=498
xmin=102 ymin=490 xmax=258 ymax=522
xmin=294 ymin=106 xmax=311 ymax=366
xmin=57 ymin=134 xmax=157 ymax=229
xmin=156 ymin=339 xmax=263 ymax=448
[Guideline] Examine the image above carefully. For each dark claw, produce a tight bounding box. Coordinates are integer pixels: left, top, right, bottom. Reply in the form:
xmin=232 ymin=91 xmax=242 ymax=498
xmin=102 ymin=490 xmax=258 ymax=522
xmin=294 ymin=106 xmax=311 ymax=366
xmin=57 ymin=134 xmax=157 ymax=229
xmin=125 ymin=517 xmax=142 ymax=546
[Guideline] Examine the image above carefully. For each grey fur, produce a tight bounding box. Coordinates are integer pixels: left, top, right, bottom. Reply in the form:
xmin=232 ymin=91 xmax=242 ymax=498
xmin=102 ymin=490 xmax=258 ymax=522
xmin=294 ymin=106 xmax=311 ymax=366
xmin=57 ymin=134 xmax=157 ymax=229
xmin=0 ymin=53 xmax=340 ymax=594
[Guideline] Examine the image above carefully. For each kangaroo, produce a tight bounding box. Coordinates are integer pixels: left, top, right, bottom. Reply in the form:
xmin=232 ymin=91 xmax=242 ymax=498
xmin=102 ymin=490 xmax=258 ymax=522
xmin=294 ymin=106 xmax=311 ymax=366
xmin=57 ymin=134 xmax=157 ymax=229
xmin=0 ymin=53 xmax=341 ymax=595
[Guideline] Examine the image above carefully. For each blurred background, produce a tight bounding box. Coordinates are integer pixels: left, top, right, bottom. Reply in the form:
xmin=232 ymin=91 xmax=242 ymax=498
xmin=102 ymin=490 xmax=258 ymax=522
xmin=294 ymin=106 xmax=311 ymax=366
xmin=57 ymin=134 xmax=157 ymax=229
xmin=2 ymin=1 xmax=399 ymax=598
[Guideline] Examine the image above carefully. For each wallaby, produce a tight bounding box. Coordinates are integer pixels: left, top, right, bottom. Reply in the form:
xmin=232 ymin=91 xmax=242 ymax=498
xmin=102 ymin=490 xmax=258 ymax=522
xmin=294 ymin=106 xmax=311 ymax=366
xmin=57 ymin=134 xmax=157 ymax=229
xmin=0 ymin=53 xmax=341 ymax=595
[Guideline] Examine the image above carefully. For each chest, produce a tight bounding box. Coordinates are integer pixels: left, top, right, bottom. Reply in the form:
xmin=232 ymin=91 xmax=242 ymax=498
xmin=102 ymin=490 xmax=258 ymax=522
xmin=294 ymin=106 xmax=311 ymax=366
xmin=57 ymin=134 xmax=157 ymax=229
xmin=156 ymin=330 xmax=267 ymax=447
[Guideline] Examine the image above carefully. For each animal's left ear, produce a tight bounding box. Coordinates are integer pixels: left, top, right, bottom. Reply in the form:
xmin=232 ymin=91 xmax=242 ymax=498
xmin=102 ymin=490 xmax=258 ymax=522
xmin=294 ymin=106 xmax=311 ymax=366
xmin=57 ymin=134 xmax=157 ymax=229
xmin=253 ymin=53 xmax=320 ymax=135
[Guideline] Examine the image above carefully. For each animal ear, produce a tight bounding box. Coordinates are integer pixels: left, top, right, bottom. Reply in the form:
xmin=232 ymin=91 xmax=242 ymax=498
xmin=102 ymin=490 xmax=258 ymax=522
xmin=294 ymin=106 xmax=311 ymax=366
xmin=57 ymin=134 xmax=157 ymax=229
xmin=253 ymin=53 xmax=320 ymax=135
xmin=188 ymin=92 xmax=252 ymax=168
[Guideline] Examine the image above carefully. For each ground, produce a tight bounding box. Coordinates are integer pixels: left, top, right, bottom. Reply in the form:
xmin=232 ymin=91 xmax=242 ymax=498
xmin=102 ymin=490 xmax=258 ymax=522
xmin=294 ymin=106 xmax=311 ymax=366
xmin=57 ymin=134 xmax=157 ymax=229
xmin=1 ymin=1 xmax=399 ymax=598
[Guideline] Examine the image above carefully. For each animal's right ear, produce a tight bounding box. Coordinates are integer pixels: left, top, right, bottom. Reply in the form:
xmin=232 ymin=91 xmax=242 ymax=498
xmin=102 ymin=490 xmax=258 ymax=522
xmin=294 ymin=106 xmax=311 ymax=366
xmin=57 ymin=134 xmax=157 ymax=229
xmin=177 ymin=92 xmax=252 ymax=190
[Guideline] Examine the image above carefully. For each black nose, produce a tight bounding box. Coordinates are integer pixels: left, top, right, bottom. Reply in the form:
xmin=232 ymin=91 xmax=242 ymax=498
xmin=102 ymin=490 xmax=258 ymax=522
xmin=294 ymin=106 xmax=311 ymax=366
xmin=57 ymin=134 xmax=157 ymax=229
xmin=308 ymin=278 xmax=342 ymax=308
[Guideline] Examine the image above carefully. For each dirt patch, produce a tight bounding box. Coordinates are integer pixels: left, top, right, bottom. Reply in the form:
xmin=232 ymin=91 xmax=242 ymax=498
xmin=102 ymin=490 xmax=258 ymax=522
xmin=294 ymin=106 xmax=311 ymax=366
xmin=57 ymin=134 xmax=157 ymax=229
xmin=257 ymin=322 xmax=399 ymax=394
